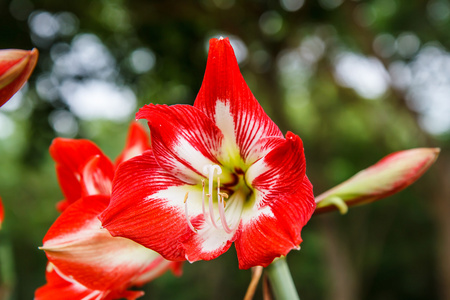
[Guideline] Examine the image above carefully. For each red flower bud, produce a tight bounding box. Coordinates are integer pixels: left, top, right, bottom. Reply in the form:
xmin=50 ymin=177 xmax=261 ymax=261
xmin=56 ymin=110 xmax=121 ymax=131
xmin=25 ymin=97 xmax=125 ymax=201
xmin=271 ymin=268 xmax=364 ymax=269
xmin=0 ymin=48 xmax=38 ymax=107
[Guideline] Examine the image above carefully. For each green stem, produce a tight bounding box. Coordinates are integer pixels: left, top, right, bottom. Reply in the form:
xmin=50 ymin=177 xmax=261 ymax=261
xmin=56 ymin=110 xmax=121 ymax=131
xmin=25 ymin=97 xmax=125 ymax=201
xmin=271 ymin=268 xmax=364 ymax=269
xmin=0 ymin=230 xmax=16 ymax=300
xmin=265 ymin=257 xmax=300 ymax=300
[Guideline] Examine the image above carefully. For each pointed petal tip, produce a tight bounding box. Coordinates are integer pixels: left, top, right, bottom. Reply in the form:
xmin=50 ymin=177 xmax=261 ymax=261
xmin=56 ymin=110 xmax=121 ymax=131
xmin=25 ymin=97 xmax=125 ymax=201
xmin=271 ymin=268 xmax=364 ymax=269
xmin=210 ymin=36 xmax=230 ymax=46
xmin=207 ymin=36 xmax=235 ymax=60
xmin=285 ymin=131 xmax=303 ymax=147
xmin=28 ymin=47 xmax=39 ymax=66
xmin=135 ymin=103 xmax=161 ymax=120
xmin=432 ymin=147 xmax=441 ymax=155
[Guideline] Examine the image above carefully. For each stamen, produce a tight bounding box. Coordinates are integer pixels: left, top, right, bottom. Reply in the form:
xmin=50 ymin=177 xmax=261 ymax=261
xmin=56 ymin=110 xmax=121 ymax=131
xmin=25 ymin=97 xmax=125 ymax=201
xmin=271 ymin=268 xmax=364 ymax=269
xmin=201 ymin=164 xmax=237 ymax=234
xmin=184 ymin=192 xmax=197 ymax=233
xmin=203 ymin=164 xmax=222 ymax=229
xmin=218 ymin=193 xmax=234 ymax=234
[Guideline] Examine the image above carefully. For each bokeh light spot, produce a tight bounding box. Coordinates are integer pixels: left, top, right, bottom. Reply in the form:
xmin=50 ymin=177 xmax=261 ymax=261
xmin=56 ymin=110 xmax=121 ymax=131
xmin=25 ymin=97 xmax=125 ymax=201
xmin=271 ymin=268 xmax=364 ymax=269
xmin=48 ymin=110 xmax=79 ymax=137
xmin=334 ymin=52 xmax=389 ymax=99
xmin=279 ymin=0 xmax=304 ymax=12
xmin=130 ymin=48 xmax=156 ymax=74
xmin=259 ymin=11 xmax=283 ymax=36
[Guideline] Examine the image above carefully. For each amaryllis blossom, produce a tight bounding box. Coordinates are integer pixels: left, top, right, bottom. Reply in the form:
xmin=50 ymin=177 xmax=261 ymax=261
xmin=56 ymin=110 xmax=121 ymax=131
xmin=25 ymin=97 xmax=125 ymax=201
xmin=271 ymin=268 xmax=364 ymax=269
xmin=37 ymin=122 xmax=182 ymax=299
xmin=315 ymin=148 xmax=440 ymax=214
xmin=100 ymin=37 xmax=316 ymax=269
xmin=0 ymin=48 xmax=38 ymax=106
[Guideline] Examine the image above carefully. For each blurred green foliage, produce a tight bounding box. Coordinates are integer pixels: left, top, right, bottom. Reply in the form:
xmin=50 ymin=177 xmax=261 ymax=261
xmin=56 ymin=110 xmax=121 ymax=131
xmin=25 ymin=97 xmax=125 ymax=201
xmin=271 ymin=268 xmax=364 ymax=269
xmin=1 ymin=0 xmax=449 ymax=299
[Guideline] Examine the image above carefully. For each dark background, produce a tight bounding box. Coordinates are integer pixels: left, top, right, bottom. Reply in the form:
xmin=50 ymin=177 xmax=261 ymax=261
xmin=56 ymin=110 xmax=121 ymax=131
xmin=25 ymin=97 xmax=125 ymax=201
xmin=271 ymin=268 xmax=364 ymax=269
xmin=0 ymin=0 xmax=449 ymax=299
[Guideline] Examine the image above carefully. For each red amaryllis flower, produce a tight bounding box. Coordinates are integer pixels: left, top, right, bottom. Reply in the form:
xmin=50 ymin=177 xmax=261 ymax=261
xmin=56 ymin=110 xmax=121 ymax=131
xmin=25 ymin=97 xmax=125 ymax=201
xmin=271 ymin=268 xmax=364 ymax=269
xmin=0 ymin=48 xmax=38 ymax=107
xmin=100 ymin=37 xmax=316 ymax=269
xmin=37 ymin=122 xmax=182 ymax=299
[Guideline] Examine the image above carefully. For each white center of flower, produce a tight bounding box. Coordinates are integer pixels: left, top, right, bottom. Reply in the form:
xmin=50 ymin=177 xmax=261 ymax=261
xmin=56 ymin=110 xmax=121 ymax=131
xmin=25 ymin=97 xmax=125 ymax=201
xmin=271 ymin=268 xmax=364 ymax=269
xmin=184 ymin=164 xmax=236 ymax=234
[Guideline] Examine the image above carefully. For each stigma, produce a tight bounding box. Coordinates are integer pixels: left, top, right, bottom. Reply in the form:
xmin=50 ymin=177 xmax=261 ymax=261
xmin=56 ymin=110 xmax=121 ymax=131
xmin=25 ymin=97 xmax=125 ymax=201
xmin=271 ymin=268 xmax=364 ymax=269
xmin=184 ymin=164 xmax=235 ymax=234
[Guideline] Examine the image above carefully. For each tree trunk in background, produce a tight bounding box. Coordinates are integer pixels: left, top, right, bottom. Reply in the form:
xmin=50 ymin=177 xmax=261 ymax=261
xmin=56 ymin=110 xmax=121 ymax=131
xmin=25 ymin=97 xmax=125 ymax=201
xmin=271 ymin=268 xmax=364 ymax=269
xmin=431 ymin=152 xmax=450 ymax=300
xmin=318 ymin=214 xmax=360 ymax=300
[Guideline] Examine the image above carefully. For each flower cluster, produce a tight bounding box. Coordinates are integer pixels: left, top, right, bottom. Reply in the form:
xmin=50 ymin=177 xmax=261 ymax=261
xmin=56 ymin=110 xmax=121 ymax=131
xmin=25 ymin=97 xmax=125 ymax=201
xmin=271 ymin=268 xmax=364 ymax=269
xmin=0 ymin=38 xmax=436 ymax=299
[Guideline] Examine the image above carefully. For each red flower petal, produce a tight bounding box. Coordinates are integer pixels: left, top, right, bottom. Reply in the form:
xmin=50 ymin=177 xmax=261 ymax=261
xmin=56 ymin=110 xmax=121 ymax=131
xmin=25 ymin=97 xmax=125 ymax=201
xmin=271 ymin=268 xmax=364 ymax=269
xmin=115 ymin=122 xmax=151 ymax=167
xmin=136 ymin=104 xmax=223 ymax=183
xmin=35 ymin=263 xmax=145 ymax=300
xmin=181 ymin=210 xmax=239 ymax=262
xmin=42 ymin=195 xmax=172 ymax=291
xmin=193 ymin=38 xmax=283 ymax=164
xmin=236 ymin=178 xmax=314 ymax=269
xmin=236 ymin=132 xmax=316 ymax=269
xmin=81 ymin=155 xmax=113 ymax=196
xmin=248 ymin=132 xmax=306 ymax=202
xmin=49 ymin=138 xmax=114 ymax=210
xmin=100 ymin=151 xmax=192 ymax=261
xmin=0 ymin=48 xmax=38 ymax=107
xmin=132 ymin=258 xmax=183 ymax=286
xmin=35 ymin=264 xmax=102 ymax=300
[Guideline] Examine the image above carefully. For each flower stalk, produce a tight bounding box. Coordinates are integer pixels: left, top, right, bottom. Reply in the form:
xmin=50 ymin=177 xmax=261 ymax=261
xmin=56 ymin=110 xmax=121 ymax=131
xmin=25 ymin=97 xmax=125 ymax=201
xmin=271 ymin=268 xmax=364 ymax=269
xmin=265 ymin=257 xmax=300 ymax=300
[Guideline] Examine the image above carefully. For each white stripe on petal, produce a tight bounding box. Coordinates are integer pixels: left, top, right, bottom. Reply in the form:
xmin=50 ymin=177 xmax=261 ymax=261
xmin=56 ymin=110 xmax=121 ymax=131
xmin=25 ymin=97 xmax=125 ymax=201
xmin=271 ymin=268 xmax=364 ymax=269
xmin=213 ymin=101 xmax=241 ymax=165
xmin=170 ymin=138 xmax=218 ymax=183
xmin=213 ymin=101 xmax=283 ymax=166
xmin=152 ymin=185 xmax=204 ymax=214
xmin=240 ymin=201 xmax=274 ymax=226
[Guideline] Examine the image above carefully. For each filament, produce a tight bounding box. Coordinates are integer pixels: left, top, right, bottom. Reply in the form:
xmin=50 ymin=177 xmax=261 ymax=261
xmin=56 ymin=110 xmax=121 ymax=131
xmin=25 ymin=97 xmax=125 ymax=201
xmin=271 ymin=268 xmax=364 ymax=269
xmin=201 ymin=180 xmax=211 ymax=226
xmin=184 ymin=192 xmax=197 ymax=233
xmin=218 ymin=193 xmax=234 ymax=234
xmin=203 ymin=164 xmax=222 ymax=229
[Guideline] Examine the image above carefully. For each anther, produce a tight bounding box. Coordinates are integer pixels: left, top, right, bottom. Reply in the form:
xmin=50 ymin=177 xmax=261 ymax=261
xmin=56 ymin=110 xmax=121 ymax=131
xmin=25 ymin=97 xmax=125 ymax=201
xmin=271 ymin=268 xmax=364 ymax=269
xmin=219 ymin=192 xmax=229 ymax=207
